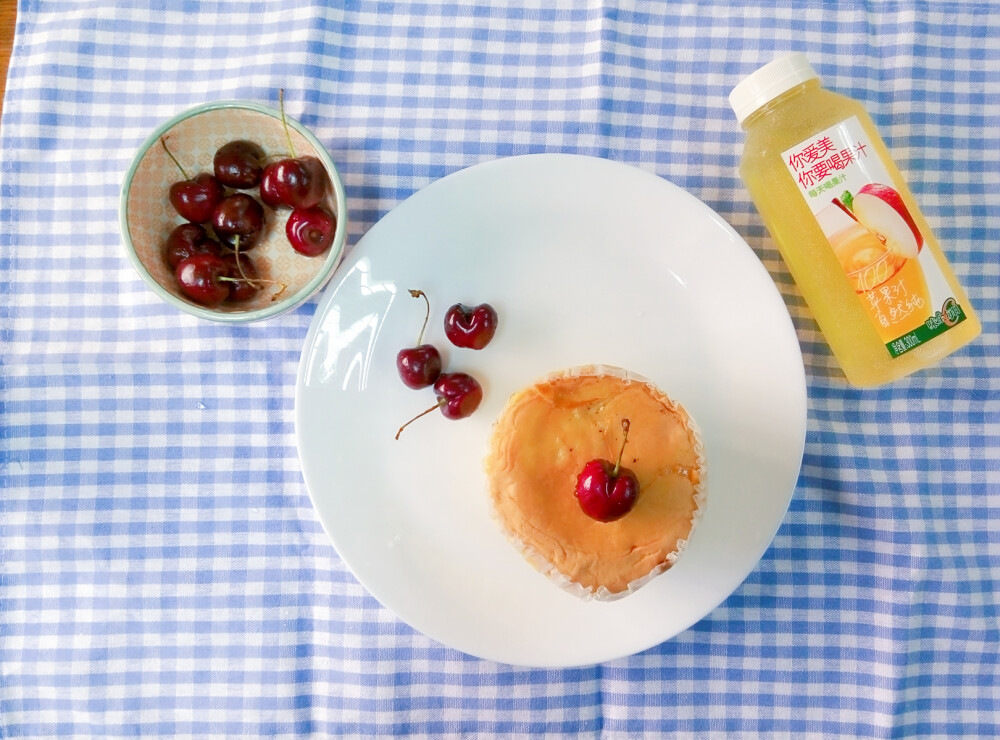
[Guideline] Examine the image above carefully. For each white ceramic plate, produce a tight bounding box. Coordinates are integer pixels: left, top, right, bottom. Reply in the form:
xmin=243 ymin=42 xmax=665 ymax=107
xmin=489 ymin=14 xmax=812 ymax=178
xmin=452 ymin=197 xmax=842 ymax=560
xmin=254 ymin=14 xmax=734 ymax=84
xmin=296 ymin=154 xmax=807 ymax=667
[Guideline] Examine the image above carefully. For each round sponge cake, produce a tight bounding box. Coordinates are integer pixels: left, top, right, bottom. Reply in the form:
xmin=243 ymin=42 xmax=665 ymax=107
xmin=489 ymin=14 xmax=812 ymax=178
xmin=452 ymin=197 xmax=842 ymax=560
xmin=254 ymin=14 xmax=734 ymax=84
xmin=485 ymin=366 xmax=706 ymax=600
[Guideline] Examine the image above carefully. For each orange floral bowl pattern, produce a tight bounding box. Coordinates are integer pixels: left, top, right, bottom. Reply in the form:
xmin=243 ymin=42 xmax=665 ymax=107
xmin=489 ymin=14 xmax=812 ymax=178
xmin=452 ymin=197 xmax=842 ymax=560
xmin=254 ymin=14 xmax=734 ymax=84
xmin=119 ymin=100 xmax=348 ymax=323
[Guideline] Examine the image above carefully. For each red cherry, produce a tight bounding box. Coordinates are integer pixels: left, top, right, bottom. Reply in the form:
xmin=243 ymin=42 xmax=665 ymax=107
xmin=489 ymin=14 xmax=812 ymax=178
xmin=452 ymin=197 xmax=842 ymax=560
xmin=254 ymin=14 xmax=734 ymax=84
xmin=213 ymin=140 xmax=265 ymax=189
xmin=161 ymin=137 xmax=223 ymax=224
xmin=444 ymin=302 xmax=498 ymax=349
xmin=175 ymin=253 xmax=230 ymax=306
xmin=395 ymin=372 xmax=482 ymax=439
xmin=574 ymin=419 xmax=640 ymax=522
xmin=163 ymin=223 xmax=222 ymax=270
xmin=266 ymin=89 xmax=329 ymax=209
xmin=396 ymin=290 xmax=442 ymax=389
xmin=286 ymin=206 xmax=337 ymax=257
xmin=267 ymin=156 xmax=327 ymax=209
xmin=168 ymin=172 xmax=223 ymax=224
xmin=211 ymin=193 xmax=265 ymax=251
xmin=396 ymin=345 xmax=442 ymax=389
xmin=434 ymin=373 xmax=483 ymax=419
xmin=259 ymin=162 xmax=284 ymax=208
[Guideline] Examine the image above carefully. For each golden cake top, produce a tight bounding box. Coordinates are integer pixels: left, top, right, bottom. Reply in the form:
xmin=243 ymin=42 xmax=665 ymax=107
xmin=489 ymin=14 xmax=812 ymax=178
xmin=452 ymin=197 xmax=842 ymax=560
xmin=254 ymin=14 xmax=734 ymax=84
xmin=485 ymin=368 xmax=704 ymax=597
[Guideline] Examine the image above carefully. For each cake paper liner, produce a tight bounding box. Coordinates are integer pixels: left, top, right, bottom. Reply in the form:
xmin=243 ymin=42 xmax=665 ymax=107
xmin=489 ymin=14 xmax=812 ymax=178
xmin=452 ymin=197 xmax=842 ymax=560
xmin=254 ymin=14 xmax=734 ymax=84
xmin=485 ymin=364 xmax=707 ymax=602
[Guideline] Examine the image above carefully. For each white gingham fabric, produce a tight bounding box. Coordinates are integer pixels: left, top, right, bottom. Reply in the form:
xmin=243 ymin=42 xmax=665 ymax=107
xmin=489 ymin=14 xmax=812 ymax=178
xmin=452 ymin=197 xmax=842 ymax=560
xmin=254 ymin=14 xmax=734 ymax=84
xmin=2 ymin=2 xmax=998 ymax=737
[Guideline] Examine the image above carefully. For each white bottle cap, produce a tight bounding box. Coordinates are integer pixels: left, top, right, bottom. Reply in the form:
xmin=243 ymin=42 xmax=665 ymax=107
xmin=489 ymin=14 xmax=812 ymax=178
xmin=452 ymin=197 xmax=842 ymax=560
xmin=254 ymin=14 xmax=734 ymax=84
xmin=729 ymin=52 xmax=818 ymax=124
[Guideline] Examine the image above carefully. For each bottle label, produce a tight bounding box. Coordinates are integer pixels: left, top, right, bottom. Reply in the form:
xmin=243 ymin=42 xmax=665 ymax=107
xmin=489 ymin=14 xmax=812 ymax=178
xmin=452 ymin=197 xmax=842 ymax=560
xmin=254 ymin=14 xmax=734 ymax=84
xmin=781 ymin=115 xmax=967 ymax=358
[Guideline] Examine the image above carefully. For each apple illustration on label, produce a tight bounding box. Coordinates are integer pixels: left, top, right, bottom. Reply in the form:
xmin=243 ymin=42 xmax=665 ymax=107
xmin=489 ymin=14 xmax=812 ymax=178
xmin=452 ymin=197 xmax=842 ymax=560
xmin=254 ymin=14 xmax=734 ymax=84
xmin=852 ymin=183 xmax=923 ymax=259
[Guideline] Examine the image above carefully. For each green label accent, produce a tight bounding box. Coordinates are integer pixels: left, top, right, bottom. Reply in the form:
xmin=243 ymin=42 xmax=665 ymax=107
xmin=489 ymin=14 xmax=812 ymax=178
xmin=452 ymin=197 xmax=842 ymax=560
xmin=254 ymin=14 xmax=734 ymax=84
xmin=886 ymin=299 xmax=967 ymax=357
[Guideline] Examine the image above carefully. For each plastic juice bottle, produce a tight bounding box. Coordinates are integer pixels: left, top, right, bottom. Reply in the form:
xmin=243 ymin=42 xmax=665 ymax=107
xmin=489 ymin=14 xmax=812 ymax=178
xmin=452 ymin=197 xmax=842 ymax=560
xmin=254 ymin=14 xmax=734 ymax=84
xmin=729 ymin=53 xmax=980 ymax=387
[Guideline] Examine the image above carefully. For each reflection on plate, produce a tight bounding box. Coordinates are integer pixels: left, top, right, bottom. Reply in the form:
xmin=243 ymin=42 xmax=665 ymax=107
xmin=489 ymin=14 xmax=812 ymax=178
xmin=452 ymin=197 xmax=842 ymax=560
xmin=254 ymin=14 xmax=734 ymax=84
xmin=295 ymin=154 xmax=806 ymax=667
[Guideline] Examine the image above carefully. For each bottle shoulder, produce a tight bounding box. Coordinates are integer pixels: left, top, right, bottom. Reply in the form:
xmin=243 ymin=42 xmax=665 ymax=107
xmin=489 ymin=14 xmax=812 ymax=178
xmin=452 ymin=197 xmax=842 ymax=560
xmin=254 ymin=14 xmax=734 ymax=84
xmin=740 ymin=87 xmax=870 ymax=164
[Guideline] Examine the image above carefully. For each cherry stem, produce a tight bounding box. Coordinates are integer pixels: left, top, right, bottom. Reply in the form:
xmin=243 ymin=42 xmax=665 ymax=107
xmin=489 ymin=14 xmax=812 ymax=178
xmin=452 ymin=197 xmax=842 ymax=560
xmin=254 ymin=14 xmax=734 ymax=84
xmin=218 ymin=236 xmax=288 ymax=294
xmin=395 ymin=398 xmax=446 ymax=440
xmin=160 ymin=136 xmax=190 ymax=180
xmin=612 ymin=418 xmax=631 ymax=476
xmin=232 ymin=235 xmax=258 ymax=286
xmin=278 ymin=89 xmax=297 ymax=159
xmin=218 ymin=276 xmax=282 ymax=286
xmin=409 ymin=289 xmax=430 ymax=345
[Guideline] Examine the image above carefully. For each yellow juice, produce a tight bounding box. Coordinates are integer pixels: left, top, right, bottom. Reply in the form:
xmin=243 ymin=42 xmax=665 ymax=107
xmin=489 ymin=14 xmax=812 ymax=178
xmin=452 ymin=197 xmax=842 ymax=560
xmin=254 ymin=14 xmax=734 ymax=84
xmin=730 ymin=54 xmax=980 ymax=387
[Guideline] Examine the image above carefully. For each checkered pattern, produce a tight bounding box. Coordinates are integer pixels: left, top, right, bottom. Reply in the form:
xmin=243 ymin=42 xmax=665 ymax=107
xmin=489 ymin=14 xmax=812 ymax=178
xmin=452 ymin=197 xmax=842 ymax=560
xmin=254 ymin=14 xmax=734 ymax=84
xmin=2 ymin=1 xmax=998 ymax=737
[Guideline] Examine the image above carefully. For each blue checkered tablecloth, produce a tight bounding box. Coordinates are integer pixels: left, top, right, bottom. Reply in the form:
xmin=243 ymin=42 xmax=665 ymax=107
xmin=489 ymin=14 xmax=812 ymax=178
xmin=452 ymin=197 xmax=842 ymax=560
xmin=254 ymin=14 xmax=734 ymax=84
xmin=1 ymin=1 xmax=998 ymax=737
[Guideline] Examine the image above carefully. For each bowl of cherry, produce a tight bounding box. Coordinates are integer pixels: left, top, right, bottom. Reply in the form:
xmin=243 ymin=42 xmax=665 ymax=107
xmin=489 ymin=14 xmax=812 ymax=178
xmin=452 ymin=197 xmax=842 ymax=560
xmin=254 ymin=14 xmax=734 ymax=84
xmin=119 ymin=95 xmax=348 ymax=322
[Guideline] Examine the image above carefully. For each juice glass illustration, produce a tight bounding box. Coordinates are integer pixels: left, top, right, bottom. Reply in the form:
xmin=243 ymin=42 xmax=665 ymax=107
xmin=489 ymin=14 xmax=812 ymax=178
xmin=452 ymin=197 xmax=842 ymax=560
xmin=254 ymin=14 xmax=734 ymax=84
xmin=819 ymin=203 xmax=931 ymax=342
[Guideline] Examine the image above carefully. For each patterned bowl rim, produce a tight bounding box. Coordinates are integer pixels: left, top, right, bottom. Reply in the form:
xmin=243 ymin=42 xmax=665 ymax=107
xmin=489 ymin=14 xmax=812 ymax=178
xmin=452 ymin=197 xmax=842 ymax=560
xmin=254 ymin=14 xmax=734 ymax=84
xmin=118 ymin=99 xmax=348 ymax=324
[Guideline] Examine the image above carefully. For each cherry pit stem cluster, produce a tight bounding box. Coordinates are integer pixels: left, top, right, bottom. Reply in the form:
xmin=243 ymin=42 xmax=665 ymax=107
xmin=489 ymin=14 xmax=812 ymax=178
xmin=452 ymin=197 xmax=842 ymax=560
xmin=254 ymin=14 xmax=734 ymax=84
xmin=395 ymin=291 xmax=498 ymax=439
